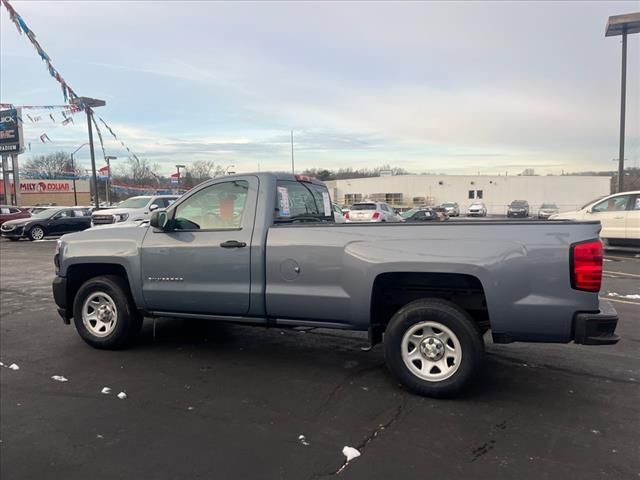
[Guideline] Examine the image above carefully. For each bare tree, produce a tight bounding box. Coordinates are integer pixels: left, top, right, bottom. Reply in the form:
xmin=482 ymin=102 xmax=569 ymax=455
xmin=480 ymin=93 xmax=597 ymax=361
xmin=115 ymin=156 xmax=159 ymax=185
xmin=23 ymin=151 xmax=73 ymax=179
xmin=184 ymin=160 xmax=225 ymax=187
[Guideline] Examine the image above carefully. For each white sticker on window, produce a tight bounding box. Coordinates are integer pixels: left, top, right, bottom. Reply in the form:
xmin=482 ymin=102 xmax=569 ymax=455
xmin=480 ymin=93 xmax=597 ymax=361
xmin=322 ymin=192 xmax=331 ymax=217
xmin=278 ymin=186 xmax=290 ymax=217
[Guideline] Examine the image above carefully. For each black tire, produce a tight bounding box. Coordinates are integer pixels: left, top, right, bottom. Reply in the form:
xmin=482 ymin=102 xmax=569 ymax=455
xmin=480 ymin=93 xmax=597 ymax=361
xmin=383 ymin=299 xmax=484 ymax=398
xmin=28 ymin=225 xmax=46 ymax=241
xmin=72 ymin=275 xmax=143 ymax=349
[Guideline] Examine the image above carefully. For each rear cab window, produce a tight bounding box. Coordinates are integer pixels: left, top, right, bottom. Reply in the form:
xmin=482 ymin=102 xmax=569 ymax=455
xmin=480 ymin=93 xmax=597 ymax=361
xmin=351 ymin=203 xmax=376 ymax=210
xmin=275 ymin=179 xmax=333 ymax=223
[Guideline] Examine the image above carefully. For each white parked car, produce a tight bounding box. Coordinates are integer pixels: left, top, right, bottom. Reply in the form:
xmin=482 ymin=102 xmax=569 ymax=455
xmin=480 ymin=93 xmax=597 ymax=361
xmin=345 ymin=202 xmax=402 ymax=223
xmin=467 ymin=202 xmax=487 ymax=217
xmin=551 ymin=191 xmax=640 ymax=247
xmin=91 ymin=195 xmax=178 ymax=227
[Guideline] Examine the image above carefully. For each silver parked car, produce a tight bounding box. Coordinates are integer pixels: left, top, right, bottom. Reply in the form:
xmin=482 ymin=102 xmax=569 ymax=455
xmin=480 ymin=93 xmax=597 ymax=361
xmin=467 ymin=202 xmax=487 ymax=217
xmin=346 ymin=202 xmax=402 ymax=223
xmin=538 ymin=203 xmax=559 ymax=219
xmin=440 ymin=202 xmax=460 ymax=217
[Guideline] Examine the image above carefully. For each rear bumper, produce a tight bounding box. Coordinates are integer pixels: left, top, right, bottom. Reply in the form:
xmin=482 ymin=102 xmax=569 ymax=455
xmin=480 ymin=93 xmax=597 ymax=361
xmin=52 ymin=275 xmax=71 ymax=324
xmin=573 ymin=301 xmax=619 ymax=345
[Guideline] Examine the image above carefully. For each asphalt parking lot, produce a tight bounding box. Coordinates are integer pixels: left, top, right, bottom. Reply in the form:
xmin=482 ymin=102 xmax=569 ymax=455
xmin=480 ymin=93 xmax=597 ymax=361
xmin=1 ymin=237 xmax=638 ymax=480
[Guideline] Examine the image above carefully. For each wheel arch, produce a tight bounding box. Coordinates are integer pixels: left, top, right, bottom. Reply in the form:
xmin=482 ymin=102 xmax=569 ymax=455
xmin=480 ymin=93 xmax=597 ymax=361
xmin=369 ymin=271 xmax=489 ymax=343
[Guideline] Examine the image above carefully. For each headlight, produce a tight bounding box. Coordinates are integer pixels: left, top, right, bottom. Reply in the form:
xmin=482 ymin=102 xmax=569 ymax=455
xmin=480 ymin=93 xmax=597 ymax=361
xmin=116 ymin=213 xmax=129 ymax=222
xmin=55 ymin=239 xmax=62 ymax=255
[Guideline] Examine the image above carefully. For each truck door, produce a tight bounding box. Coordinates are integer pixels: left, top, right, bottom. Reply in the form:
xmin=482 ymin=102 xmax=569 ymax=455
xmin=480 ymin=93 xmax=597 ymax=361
xmin=627 ymin=194 xmax=640 ymax=241
xmin=140 ymin=178 xmax=257 ymax=315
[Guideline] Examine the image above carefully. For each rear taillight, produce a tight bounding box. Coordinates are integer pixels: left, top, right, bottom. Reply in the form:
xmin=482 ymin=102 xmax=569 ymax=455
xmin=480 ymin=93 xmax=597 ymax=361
xmin=372 ymin=211 xmax=381 ymax=220
xmin=345 ymin=211 xmax=350 ymax=219
xmin=571 ymin=240 xmax=603 ymax=292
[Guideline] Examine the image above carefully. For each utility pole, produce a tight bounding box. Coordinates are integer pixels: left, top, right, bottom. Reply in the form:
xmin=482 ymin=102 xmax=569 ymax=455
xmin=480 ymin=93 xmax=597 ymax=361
xmin=104 ymin=156 xmax=117 ymax=205
xmin=291 ymin=130 xmax=295 ymax=174
xmin=606 ymin=13 xmax=640 ymax=193
xmin=175 ymin=164 xmax=185 ymax=194
xmin=72 ymin=97 xmax=106 ymax=207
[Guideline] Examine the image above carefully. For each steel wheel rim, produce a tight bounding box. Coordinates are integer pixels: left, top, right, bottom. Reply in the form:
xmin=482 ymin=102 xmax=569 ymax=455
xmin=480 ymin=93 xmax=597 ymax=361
xmin=31 ymin=227 xmax=44 ymax=240
xmin=82 ymin=291 xmax=118 ymax=338
xmin=401 ymin=321 xmax=462 ymax=382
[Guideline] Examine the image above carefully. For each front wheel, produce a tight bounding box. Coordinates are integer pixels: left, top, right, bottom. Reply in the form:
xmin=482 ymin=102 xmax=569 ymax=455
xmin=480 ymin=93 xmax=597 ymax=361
xmin=384 ymin=299 xmax=484 ymax=398
xmin=73 ymin=275 xmax=142 ymax=349
xmin=28 ymin=225 xmax=45 ymax=241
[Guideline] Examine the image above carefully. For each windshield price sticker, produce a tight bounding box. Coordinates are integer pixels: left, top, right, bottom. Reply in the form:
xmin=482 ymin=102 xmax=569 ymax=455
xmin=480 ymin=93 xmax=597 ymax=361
xmin=322 ymin=192 xmax=331 ymax=216
xmin=277 ymin=186 xmax=290 ymax=217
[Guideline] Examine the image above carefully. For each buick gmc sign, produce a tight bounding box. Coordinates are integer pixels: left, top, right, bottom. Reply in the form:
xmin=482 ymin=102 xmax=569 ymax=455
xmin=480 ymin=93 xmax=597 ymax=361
xmin=0 ymin=108 xmax=24 ymax=154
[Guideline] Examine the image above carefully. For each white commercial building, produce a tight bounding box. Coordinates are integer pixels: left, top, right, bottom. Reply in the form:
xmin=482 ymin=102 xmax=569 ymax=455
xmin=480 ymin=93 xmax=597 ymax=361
xmin=325 ymin=175 xmax=611 ymax=215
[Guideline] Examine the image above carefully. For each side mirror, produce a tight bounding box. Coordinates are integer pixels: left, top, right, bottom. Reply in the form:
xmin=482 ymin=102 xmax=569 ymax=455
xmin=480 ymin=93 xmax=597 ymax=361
xmin=150 ymin=209 xmax=170 ymax=230
xmin=149 ymin=203 xmax=159 ymax=212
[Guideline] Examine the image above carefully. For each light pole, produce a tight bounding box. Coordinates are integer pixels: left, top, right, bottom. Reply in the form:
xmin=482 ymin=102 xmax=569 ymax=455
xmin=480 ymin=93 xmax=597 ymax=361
xmin=605 ymin=12 xmax=640 ymax=193
xmin=70 ymin=143 xmax=88 ymax=206
xmin=175 ymin=164 xmax=186 ymax=194
xmin=104 ymin=155 xmax=117 ymax=205
xmin=72 ymin=96 xmax=106 ymax=207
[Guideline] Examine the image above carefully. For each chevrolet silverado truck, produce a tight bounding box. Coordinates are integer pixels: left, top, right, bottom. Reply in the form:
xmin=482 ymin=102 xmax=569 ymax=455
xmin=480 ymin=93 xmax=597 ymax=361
xmin=52 ymin=173 xmax=619 ymax=397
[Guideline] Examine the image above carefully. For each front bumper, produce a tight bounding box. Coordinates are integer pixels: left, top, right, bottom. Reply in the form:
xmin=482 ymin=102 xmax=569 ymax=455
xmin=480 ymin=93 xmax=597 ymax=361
xmin=1 ymin=226 xmax=25 ymax=238
xmin=52 ymin=275 xmax=71 ymax=324
xmin=573 ymin=301 xmax=619 ymax=345
xmin=508 ymin=211 xmax=527 ymax=217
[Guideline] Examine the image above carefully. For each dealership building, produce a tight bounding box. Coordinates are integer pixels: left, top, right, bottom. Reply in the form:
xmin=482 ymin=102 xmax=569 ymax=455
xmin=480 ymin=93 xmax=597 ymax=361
xmin=325 ymin=174 xmax=612 ymax=215
xmin=0 ymin=179 xmax=91 ymax=206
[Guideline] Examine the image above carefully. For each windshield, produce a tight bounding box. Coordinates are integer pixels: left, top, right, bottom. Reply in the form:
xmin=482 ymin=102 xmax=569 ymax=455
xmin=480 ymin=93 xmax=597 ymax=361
xmin=441 ymin=203 xmax=456 ymax=208
xmin=540 ymin=203 xmax=557 ymax=209
xmin=510 ymin=201 xmax=527 ymax=206
xmin=32 ymin=208 xmax=59 ymax=219
xmin=351 ymin=203 xmax=376 ymax=210
xmin=118 ymin=197 xmax=151 ymax=209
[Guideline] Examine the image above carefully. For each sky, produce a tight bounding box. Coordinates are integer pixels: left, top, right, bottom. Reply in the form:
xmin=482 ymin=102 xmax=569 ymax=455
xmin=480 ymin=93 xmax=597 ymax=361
xmin=1 ymin=0 xmax=639 ymax=176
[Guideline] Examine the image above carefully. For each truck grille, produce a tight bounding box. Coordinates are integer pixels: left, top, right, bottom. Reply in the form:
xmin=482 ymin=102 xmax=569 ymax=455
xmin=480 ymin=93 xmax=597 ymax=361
xmin=92 ymin=214 xmax=115 ymax=225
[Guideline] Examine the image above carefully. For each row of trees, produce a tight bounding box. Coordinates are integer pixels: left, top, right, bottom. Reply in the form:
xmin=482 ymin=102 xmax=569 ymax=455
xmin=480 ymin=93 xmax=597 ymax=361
xmin=300 ymin=165 xmax=410 ymax=180
xmin=21 ymin=153 xmax=226 ymax=189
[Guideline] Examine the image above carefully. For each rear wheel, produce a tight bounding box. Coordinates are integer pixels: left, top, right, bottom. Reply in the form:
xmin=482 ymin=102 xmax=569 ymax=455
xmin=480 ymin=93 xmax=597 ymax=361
xmin=28 ymin=225 xmax=45 ymax=241
xmin=384 ymin=299 xmax=484 ymax=398
xmin=72 ymin=275 xmax=142 ymax=349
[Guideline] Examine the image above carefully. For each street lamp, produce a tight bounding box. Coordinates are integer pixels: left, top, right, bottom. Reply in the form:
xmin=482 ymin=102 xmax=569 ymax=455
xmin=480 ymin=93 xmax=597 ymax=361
xmin=72 ymin=96 xmax=106 ymax=207
xmin=175 ymin=164 xmax=186 ymax=194
xmin=605 ymin=12 xmax=640 ymax=193
xmin=70 ymin=143 xmax=89 ymax=206
xmin=104 ymin=155 xmax=117 ymax=205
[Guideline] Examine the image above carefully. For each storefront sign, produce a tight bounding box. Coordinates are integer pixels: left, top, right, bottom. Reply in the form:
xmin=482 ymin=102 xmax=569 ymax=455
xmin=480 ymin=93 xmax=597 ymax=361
xmin=0 ymin=108 xmax=24 ymax=154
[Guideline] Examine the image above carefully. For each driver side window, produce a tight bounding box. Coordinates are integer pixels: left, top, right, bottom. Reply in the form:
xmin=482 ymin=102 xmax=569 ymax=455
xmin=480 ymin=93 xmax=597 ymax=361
xmin=173 ymin=181 xmax=249 ymax=230
xmin=592 ymin=195 xmax=629 ymax=213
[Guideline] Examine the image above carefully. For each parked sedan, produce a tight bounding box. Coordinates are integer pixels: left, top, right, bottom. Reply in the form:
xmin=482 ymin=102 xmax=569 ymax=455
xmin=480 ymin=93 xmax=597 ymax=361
xmin=538 ymin=203 xmax=559 ymax=219
xmin=345 ymin=202 xmax=402 ymax=222
xmin=439 ymin=202 xmax=460 ymax=217
xmin=507 ymin=200 xmax=530 ymax=218
xmin=467 ymin=202 xmax=487 ymax=217
xmin=1 ymin=207 xmax=92 ymax=241
xmin=0 ymin=205 xmax=30 ymax=226
xmin=401 ymin=207 xmax=446 ymax=222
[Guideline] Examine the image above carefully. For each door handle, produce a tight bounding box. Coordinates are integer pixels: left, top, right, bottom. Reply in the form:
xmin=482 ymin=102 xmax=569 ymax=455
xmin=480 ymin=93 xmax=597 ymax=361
xmin=220 ymin=240 xmax=247 ymax=248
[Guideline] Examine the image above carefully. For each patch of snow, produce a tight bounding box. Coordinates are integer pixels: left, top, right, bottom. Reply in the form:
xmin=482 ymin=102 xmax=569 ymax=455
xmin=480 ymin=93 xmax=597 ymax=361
xmin=51 ymin=375 xmax=68 ymax=382
xmin=187 ymin=406 xmax=194 ymax=411
xmin=8 ymin=363 xmax=19 ymax=371
xmin=117 ymin=392 xmax=127 ymax=400
xmin=591 ymin=429 xmax=600 ymax=435
xmin=298 ymin=434 xmax=310 ymax=446
xmin=96 ymin=434 xmax=104 ymax=439
xmin=0 ymin=361 xmax=4 ymax=366
xmin=101 ymin=387 xmax=111 ymax=395
xmin=607 ymin=292 xmax=640 ymax=299
xmin=342 ymin=446 xmax=361 ymax=462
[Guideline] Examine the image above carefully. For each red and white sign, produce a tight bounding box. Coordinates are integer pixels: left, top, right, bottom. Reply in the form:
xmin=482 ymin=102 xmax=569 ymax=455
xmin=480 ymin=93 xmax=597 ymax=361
xmin=20 ymin=181 xmax=70 ymax=192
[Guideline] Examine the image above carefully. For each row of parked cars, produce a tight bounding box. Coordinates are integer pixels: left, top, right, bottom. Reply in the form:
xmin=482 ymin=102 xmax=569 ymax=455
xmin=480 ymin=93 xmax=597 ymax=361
xmin=0 ymin=195 xmax=178 ymax=241
xmin=2 ymin=190 xmax=638 ymax=246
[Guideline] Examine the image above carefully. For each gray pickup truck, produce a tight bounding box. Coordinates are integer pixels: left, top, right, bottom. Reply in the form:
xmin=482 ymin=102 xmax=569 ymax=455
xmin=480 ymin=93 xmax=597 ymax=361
xmin=52 ymin=173 xmax=619 ymax=397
